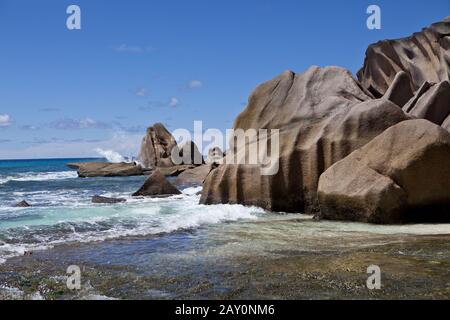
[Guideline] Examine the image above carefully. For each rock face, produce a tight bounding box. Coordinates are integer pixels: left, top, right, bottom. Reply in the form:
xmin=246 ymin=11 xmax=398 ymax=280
xmin=132 ymin=170 xmax=181 ymax=197
xmin=206 ymin=147 xmax=224 ymax=165
xmin=383 ymin=71 xmax=415 ymax=108
xmin=14 ymin=200 xmax=31 ymax=207
xmin=443 ymin=115 xmax=450 ymax=131
xmin=175 ymin=164 xmax=214 ymax=187
xmin=357 ymin=18 xmax=450 ymax=98
xmin=138 ymin=123 xmax=177 ymax=169
xmin=68 ymin=162 xmax=143 ymax=178
xmin=200 ymin=66 xmax=410 ymax=213
xmin=156 ymin=165 xmax=195 ymax=177
xmin=171 ymin=140 xmax=204 ymax=166
xmin=403 ymin=80 xmax=450 ymax=126
xmin=92 ymin=195 xmax=127 ymax=204
xmin=317 ymin=119 xmax=450 ymax=224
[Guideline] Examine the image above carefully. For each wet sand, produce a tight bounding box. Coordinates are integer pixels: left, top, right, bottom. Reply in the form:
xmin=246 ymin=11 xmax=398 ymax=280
xmin=1 ymin=216 xmax=449 ymax=300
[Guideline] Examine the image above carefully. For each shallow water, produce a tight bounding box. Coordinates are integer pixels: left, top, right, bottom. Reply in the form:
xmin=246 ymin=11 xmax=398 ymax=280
xmin=1 ymin=158 xmax=449 ymax=299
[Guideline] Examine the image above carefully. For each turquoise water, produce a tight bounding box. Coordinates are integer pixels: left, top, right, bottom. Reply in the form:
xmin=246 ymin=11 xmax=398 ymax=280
xmin=0 ymin=158 xmax=264 ymax=263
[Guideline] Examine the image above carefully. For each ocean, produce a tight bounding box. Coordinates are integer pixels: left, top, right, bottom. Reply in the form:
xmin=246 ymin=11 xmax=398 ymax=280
xmin=1 ymin=158 xmax=450 ymax=299
xmin=0 ymin=158 xmax=263 ymax=264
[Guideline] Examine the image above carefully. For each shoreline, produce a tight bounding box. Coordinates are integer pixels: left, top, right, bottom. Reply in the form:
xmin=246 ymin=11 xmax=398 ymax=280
xmin=1 ymin=216 xmax=449 ymax=300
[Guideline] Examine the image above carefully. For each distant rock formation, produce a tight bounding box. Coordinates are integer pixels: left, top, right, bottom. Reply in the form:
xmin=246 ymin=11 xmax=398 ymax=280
xmin=68 ymin=162 xmax=143 ymax=178
xmin=357 ymin=18 xmax=450 ymax=98
xmin=132 ymin=170 xmax=181 ymax=197
xmin=317 ymin=120 xmax=450 ymax=224
xmin=171 ymin=140 xmax=204 ymax=166
xmin=92 ymin=195 xmax=127 ymax=204
xmin=138 ymin=123 xmax=178 ymax=169
xmin=200 ymin=67 xmax=409 ymax=213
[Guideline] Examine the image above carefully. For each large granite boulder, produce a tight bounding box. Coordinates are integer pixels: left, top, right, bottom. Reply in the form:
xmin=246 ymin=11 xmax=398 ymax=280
xmin=317 ymin=119 xmax=450 ymax=224
xmin=171 ymin=140 xmax=204 ymax=166
xmin=403 ymin=80 xmax=450 ymax=126
xmin=443 ymin=115 xmax=450 ymax=131
xmin=357 ymin=18 xmax=450 ymax=98
xmin=175 ymin=164 xmax=214 ymax=187
xmin=132 ymin=170 xmax=181 ymax=197
xmin=138 ymin=123 xmax=177 ymax=169
xmin=200 ymin=66 xmax=410 ymax=213
xmin=68 ymin=162 xmax=143 ymax=178
xmin=383 ymin=71 xmax=415 ymax=108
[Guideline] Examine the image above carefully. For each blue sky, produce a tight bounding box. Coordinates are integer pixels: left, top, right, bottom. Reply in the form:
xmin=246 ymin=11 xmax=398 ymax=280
xmin=0 ymin=0 xmax=448 ymax=159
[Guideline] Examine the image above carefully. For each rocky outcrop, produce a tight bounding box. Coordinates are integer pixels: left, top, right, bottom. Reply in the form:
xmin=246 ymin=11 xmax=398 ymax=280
xmin=14 ymin=200 xmax=31 ymax=207
xmin=171 ymin=140 xmax=204 ymax=166
xmin=383 ymin=71 xmax=415 ymax=107
xmin=443 ymin=115 xmax=450 ymax=131
xmin=68 ymin=162 xmax=143 ymax=178
xmin=92 ymin=195 xmax=127 ymax=204
xmin=175 ymin=164 xmax=214 ymax=187
xmin=357 ymin=18 xmax=450 ymax=98
xmin=200 ymin=66 xmax=410 ymax=213
xmin=132 ymin=170 xmax=181 ymax=197
xmin=156 ymin=165 xmax=195 ymax=177
xmin=206 ymin=147 xmax=224 ymax=165
xmin=317 ymin=119 xmax=450 ymax=224
xmin=138 ymin=123 xmax=177 ymax=169
xmin=403 ymin=80 xmax=450 ymax=126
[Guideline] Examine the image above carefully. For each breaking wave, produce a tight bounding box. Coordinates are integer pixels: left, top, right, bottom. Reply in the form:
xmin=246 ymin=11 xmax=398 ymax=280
xmin=0 ymin=171 xmax=78 ymax=185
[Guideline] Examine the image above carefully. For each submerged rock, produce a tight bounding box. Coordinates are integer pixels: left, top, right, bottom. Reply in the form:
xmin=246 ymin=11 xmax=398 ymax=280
xmin=14 ymin=200 xmax=31 ymax=207
xmin=200 ymin=66 xmax=409 ymax=213
xmin=92 ymin=195 xmax=127 ymax=204
xmin=132 ymin=170 xmax=181 ymax=197
xmin=317 ymin=119 xmax=450 ymax=224
xmin=68 ymin=162 xmax=143 ymax=178
xmin=138 ymin=123 xmax=178 ymax=169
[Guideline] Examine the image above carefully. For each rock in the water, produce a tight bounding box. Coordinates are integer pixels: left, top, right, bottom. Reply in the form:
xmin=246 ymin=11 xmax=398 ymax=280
xmin=69 ymin=162 xmax=143 ymax=178
xmin=171 ymin=140 xmax=204 ymax=166
xmin=14 ymin=200 xmax=31 ymax=207
xmin=403 ymin=80 xmax=450 ymax=126
xmin=357 ymin=19 xmax=450 ymax=97
xmin=175 ymin=164 xmax=214 ymax=186
xmin=317 ymin=119 xmax=450 ymax=224
xmin=138 ymin=123 xmax=177 ymax=169
xmin=92 ymin=195 xmax=127 ymax=204
xmin=200 ymin=66 xmax=410 ymax=213
xmin=132 ymin=170 xmax=181 ymax=197
xmin=206 ymin=147 xmax=224 ymax=165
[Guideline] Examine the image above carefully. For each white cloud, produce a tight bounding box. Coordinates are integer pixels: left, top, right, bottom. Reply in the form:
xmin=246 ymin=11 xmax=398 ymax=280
xmin=49 ymin=118 xmax=110 ymax=130
xmin=169 ymin=97 xmax=179 ymax=107
xmin=187 ymin=80 xmax=203 ymax=89
xmin=0 ymin=114 xmax=12 ymax=127
xmin=113 ymin=44 xmax=156 ymax=54
xmin=0 ymin=131 xmax=143 ymax=160
xmin=135 ymin=87 xmax=148 ymax=97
